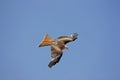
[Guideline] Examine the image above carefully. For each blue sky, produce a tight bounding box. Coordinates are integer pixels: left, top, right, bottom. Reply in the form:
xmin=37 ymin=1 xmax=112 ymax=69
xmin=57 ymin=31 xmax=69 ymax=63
xmin=0 ymin=0 xmax=120 ymax=80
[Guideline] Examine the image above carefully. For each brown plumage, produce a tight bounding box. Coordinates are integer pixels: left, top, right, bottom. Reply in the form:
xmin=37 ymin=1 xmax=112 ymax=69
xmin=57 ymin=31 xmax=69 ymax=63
xmin=39 ymin=33 xmax=78 ymax=68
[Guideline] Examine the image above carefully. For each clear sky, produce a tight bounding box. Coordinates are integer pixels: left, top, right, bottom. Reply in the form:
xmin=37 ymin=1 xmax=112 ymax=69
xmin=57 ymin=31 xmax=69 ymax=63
xmin=0 ymin=0 xmax=120 ymax=80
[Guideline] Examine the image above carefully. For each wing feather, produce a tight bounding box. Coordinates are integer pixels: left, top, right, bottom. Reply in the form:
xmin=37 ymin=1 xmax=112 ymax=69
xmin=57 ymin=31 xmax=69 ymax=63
xmin=56 ymin=33 xmax=78 ymax=44
xmin=48 ymin=45 xmax=62 ymax=68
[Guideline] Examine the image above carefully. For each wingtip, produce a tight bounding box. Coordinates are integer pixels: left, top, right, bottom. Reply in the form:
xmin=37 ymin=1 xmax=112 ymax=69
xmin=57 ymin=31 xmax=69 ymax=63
xmin=73 ymin=33 xmax=78 ymax=36
xmin=48 ymin=65 xmax=52 ymax=68
xmin=48 ymin=62 xmax=54 ymax=68
xmin=71 ymin=33 xmax=78 ymax=41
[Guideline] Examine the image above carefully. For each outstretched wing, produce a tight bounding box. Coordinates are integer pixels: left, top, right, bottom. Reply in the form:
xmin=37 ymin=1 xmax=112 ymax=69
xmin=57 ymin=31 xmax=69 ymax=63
xmin=48 ymin=45 xmax=63 ymax=68
xmin=56 ymin=33 xmax=78 ymax=44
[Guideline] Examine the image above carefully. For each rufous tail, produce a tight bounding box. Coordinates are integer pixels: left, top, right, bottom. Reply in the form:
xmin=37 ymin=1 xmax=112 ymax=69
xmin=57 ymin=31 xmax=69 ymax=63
xmin=39 ymin=34 xmax=55 ymax=47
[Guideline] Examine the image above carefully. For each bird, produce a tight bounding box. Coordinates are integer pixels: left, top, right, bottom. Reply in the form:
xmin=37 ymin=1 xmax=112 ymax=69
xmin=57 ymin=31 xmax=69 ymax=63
xmin=39 ymin=33 xmax=78 ymax=68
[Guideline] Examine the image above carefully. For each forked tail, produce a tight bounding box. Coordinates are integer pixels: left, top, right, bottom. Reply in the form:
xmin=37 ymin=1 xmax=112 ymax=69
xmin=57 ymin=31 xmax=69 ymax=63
xmin=39 ymin=34 xmax=55 ymax=47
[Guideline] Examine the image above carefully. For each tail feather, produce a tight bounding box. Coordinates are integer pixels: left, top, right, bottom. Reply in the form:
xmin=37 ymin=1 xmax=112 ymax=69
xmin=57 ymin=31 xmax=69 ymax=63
xmin=39 ymin=34 xmax=54 ymax=47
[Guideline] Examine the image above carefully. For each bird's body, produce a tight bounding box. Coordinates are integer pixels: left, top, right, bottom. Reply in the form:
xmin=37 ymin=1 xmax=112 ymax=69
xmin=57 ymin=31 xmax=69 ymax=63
xmin=39 ymin=33 xmax=78 ymax=68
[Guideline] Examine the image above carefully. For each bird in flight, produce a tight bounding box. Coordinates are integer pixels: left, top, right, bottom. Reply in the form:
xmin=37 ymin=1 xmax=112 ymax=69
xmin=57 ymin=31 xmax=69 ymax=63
xmin=39 ymin=33 xmax=78 ymax=68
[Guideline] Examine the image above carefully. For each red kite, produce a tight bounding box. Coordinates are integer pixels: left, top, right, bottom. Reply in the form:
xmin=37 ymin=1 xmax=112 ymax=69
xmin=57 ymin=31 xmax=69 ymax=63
xmin=39 ymin=33 xmax=78 ymax=68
